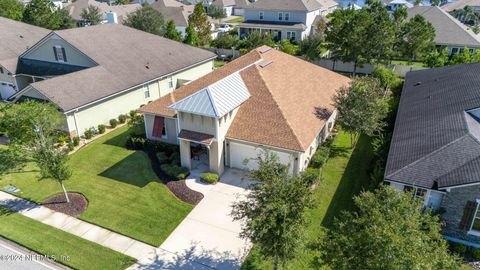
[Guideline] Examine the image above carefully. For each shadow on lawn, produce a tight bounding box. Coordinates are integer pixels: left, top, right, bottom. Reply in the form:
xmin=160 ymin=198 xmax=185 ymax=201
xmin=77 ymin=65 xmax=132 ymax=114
xmin=99 ymin=151 xmax=157 ymax=187
xmin=102 ymin=129 xmax=130 ymax=148
xmin=320 ymin=134 xmax=373 ymax=229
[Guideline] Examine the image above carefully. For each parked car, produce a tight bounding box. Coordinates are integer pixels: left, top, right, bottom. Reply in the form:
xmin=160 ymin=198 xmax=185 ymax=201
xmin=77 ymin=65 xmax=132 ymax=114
xmin=218 ymin=24 xmax=231 ymax=33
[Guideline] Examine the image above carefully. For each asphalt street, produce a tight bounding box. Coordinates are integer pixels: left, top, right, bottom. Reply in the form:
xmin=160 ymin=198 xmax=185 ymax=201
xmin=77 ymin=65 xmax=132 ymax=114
xmin=0 ymin=238 xmax=64 ymax=270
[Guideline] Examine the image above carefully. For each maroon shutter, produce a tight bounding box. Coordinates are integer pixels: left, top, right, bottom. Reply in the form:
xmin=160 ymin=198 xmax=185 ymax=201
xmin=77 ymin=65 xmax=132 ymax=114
xmin=459 ymin=200 xmax=477 ymax=230
xmin=152 ymin=116 xmax=165 ymax=138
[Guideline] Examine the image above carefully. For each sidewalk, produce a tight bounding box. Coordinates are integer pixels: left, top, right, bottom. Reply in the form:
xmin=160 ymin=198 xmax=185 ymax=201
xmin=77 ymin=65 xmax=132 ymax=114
xmin=0 ymin=191 xmax=156 ymax=260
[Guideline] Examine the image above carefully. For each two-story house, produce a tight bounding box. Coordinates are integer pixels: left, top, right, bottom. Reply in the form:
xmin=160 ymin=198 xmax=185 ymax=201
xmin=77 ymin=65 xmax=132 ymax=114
xmin=238 ymin=0 xmax=338 ymax=41
xmin=1 ymin=19 xmax=216 ymax=137
xmin=0 ymin=17 xmax=50 ymax=100
xmin=140 ymin=46 xmax=350 ymax=175
xmin=385 ymin=63 xmax=480 ymax=247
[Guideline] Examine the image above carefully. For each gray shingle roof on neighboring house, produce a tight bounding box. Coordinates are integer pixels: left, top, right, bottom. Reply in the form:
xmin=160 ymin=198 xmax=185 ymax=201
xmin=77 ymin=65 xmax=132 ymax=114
xmin=247 ymin=0 xmax=323 ymax=11
xmin=25 ymin=24 xmax=216 ymax=112
xmin=65 ymin=0 xmax=141 ymax=24
xmin=211 ymin=0 xmax=236 ymax=8
xmin=151 ymin=0 xmax=194 ymax=27
xmin=442 ymin=0 xmax=480 ymax=12
xmin=0 ymin=17 xmax=50 ymax=73
xmin=407 ymin=6 xmax=480 ymax=47
xmin=169 ymin=72 xmax=250 ymax=118
xmin=385 ymin=63 xmax=480 ymax=189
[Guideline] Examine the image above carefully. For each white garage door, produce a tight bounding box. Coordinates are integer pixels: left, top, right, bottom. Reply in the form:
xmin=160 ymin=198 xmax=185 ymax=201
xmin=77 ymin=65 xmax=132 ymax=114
xmin=0 ymin=83 xmax=15 ymax=100
xmin=229 ymin=142 xmax=295 ymax=174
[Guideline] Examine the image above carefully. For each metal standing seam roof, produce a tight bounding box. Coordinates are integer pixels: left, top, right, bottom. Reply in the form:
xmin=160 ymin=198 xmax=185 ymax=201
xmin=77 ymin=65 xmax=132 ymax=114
xmin=168 ymin=72 xmax=250 ymax=118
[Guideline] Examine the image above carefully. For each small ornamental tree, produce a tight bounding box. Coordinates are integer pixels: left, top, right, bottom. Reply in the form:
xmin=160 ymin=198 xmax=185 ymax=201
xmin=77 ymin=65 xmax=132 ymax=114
xmin=400 ymin=14 xmax=435 ymax=62
xmin=299 ymin=33 xmax=324 ymax=61
xmin=80 ymin=5 xmax=103 ymax=25
xmin=124 ymin=4 xmax=165 ymax=36
xmin=184 ymin=22 xmax=200 ymax=46
xmin=164 ymin=20 xmax=181 ymax=41
xmin=208 ymin=4 xmax=226 ymax=26
xmin=188 ymin=3 xmax=211 ymax=46
xmin=23 ymin=0 xmax=74 ymax=29
xmin=332 ymin=77 xmax=389 ymax=147
xmin=322 ymin=185 xmax=460 ymax=270
xmin=0 ymin=0 xmax=24 ymax=21
xmin=231 ymin=152 xmax=314 ymax=270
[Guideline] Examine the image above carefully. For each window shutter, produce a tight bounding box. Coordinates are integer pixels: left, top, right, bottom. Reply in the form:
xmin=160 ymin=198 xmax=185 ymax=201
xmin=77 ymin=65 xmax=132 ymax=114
xmin=459 ymin=200 xmax=477 ymax=230
xmin=61 ymin=47 xmax=67 ymax=62
xmin=53 ymin=47 xmax=58 ymax=61
xmin=152 ymin=116 xmax=165 ymax=138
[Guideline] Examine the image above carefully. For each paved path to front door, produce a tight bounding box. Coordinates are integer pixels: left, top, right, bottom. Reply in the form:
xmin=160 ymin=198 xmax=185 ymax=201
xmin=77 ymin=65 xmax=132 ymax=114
xmin=128 ymin=168 xmax=254 ymax=270
xmin=0 ymin=191 xmax=156 ymax=260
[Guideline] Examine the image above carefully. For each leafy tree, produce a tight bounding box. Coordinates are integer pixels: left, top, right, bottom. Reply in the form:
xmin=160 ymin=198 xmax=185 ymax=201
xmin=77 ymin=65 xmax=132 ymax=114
xmin=371 ymin=65 xmax=398 ymax=93
xmin=314 ymin=15 xmax=328 ymax=40
xmin=188 ymin=3 xmax=211 ymax=46
xmin=208 ymin=4 xmax=226 ymax=26
xmin=424 ymin=47 xmax=449 ymax=67
xmin=364 ymin=0 xmax=396 ymax=63
xmin=298 ymin=33 xmax=324 ymax=61
xmin=114 ymin=0 xmax=130 ymax=5
xmin=414 ymin=0 xmax=422 ymax=5
xmin=164 ymin=20 xmax=181 ymax=41
xmin=332 ymin=77 xmax=389 ymax=146
xmin=450 ymin=46 xmax=473 ymax=64
xmin=322 ymin=185 xmax=460 ymax=270
xmin=80 ymin=4 xmax=103 ymax=25
xmin=240 ymin=31 xmax=274 ymax=51
xmin=279 ymin=39 xmax=298 ymax=55
xmin=211 ymin=33 xmax=240 ymax=49
xmin=23 ymin=0 xmax=74 ymax=30
xmin=0 ymin=101 xmax=73 ymax=202
xmin=0 ymin=0 xmax=24 ymax=21
xmin=184 ymin=22 xmax=200 ymax=46
xmin=231 ymin=152 xmax=313 ymax=270
xmin=124 ymin=4 xmax=165 ymax=36
xmin=400 ymin=15 xmax=435 ymax=62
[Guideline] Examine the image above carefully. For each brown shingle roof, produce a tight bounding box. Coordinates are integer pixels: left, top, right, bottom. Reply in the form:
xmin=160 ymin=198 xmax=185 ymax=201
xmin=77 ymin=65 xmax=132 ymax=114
xmin=0 ymin=17 xmax=50 ymax=73
xmin=141 ymin=47 xmax=350 ymax=152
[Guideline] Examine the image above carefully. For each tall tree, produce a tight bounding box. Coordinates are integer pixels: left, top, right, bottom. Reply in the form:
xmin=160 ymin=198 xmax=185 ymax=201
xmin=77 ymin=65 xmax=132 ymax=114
xmin=400 ymin=15 xmax=435 ymax=62
xmin=231 ymin=152 xmax=313 ymax=270
xmin=22 ymin=0 xmax=74 ymax=29
xmin=332 ymin=77 xmax=389 ymax=146
xmin=298 ymin=33 xmax=324 ymax=61
xmin=364 ymin=1 xmax=396 ymax=63
xmin=322 ymin=185 xmax=460 ymax=270
xmin=80 ymin=5 xmax=103 ymax=25
xmin=184 ymin=22 xmax=200 ymax=46
xmin=0 ymin=0 xmax=24 ymax=21
xmin=208 ymin=4 xmax=226 ymax=26
xmin=188 ymin=3 xmax=211 ymax=46
xmin=164 ymin=20 xmax=181 ymax=41
xmin=124 ymin=4 xmax=165 ymax=36
xmin=424 ymin=47 xmax=449 ymax=67
xmin=241 ymin=31 xmax=274 ymax=51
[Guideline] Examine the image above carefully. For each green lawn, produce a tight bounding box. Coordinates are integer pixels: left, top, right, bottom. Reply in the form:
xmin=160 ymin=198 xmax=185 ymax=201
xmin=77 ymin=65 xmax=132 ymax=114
xmin=226 ymin=16 xmax=244 ymax=23
xmin=0 ymin=207 xmax=135 ymax=270
xmin=391 ymin=60 xmax=425 ymax=67
xmin=242 ymin=131 xmax=374 ymax=269
xmin=0 ymin=126 xmax=192 ymax=246
xmin=214 ymin=60 xmax=226 ymax=68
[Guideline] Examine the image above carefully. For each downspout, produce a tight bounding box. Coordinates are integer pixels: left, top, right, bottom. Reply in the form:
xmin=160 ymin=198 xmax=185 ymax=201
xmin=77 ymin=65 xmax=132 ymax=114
xmin=72 ymin=110 xmax=80 ymax=138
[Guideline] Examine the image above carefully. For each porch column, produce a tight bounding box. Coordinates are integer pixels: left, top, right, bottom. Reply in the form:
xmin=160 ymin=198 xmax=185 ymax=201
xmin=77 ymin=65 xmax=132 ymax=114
xmin=179 ymin=140 xmax=191 ymax=170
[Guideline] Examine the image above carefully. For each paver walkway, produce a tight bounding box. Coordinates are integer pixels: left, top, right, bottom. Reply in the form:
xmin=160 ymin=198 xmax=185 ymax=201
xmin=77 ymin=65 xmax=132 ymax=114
xmin=128 ymin=168 xmax=254 ymax=270
xmin=0 ymin=191 xmax=156 ymax=260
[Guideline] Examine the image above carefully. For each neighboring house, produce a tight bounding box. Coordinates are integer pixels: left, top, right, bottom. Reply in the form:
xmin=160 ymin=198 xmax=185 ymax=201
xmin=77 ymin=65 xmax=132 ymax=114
xmin=0 ymin=17 xmax=50 ymax=100
xmin=443 ymin=0 xmax=480 ymax=12
xmin=237 ymin=0 xmax=338 ymax=41
xmin=139 ymin=46 xmax=350 ymax=175
xmin=385 ymin=63 xmax=480 ymax=247
xmin=233 ymin=0 xmax=251 ymax=16
xmin=8 ymin=23 xmax=216 ymax=137
xmin=408 ymin=6 xmax=480 ymax=55
xmin=65 ymin=0 xmax=141 ymax=26
xmin=152 ymin=0 xmax=194 ymax=36
xmin=383 ymin=0 xmax=413 ymax=12
xmin=210 ymin=0 xmax=236 ymax=16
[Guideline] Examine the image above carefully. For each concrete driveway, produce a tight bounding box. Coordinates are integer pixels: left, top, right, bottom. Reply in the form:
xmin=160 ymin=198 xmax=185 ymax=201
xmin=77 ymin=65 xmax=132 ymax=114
xmin=128 ymin=168 xmax=254 ymax=270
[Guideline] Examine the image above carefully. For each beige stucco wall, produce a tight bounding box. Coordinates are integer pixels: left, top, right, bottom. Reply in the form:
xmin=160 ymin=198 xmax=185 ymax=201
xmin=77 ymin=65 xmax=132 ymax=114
xmin=23 ymin=35 xmax=96 ymax=67
xmin=178 ymin=112 xmax=216 ymax=136
xmin=158 ymin=61 xmax=213 ymax=97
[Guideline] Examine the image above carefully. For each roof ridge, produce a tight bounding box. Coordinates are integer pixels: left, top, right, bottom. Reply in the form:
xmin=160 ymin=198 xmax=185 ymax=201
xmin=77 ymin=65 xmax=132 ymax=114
xmin=252 ymin=64 xmax=305 ymax=151
xmin=205 ymin=87 xmax=220 ymax=117
xmin=436 ymin=6 xmax=480 ymax=43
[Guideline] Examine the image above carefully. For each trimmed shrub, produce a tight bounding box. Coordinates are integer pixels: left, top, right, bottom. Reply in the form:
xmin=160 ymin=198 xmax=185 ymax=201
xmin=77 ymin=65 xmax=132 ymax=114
xmin=97 ymin=124 xmax=106 ymax=134
xmin=72 ymin=136 xmax=80 ymax=146
xmin=156 ymin=152 xmax=169 ymax=164
xmin=201 ymin=173 xmax=219 ymax=184
xmin=67 ymin=142 xmax=75 ymax=152
xmin=57 ymin=135 xmax=69 ymax=145
xmin=118 ymin=114 xmax=127 ymax=124
xmin=472 ymin=248 xmax=480 ymax=260
xmin=126 ymin=136 xmax=146 ymax=150
xmin=451 ymin=242 xmax=468 ymax=254
xmin=84 ymin=129 xmax=94 ymax=139
xmin=170 ymin=152 xmax=181 ymax=166
xmin=302 ymin=167 xmax=321 ymax=185
xmin=129 ymin=110 xmax=137 ymax=118
xmin=110 ymin=119 xmax=118 ymax=128
xmin=310 ymin=146 xmax=330 ymax=168
xmin=160 ymin=164 xmax=189 ymax=180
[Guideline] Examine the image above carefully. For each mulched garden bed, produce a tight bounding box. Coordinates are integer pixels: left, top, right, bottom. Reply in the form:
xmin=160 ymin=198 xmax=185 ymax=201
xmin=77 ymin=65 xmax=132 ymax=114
xmin=42 ymin=192 xmax=88 ymax=217
xmin=147 ymin=150 xmax=204 ymax=205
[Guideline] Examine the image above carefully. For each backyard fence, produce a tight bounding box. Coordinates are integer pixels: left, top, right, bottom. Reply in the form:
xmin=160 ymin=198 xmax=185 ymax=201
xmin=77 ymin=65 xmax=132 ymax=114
xmin=203 ymin=47 xmax=241 ymax=59
xmin=311 ymin=59 xmax=428 ymax=77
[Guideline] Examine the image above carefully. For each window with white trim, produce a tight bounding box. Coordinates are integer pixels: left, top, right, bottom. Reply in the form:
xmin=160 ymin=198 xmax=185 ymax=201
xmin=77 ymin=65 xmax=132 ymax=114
xmin=286 ymin=31 xmax=296 ymax=40
xmin=403 ymin=185 xmax=426 ymax=200
xmin=168 ymin=77 xmax=174 ymax=89
xmin=451 ymin=47 xmax=459 ymax=54
xmin=259 ymin=11 xmax=264 ymax=20
xmin=284 ymin=12 xmax=290 ymax=21
xmin=278 ymin=12 xmax=283 ymax=21
xmin=144 ymin=84 xmax=150 ymax=99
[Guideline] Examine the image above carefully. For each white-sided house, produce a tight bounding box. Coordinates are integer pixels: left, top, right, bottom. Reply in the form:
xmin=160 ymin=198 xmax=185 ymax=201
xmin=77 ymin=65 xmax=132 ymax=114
xmin=0 ymin=17 xmax=50 ymax=100
xmin=140 ymin=46 xmax=350 ymax=175
xmin=10 ymin=24 xmax=216 ymax=137
xmin=385 ymin=63 xmax=480 ymax=247
xmin=238 ymin=0 xmax=338 ymax=41
xmin=152 ymin=0 xmax=194 ymax=37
